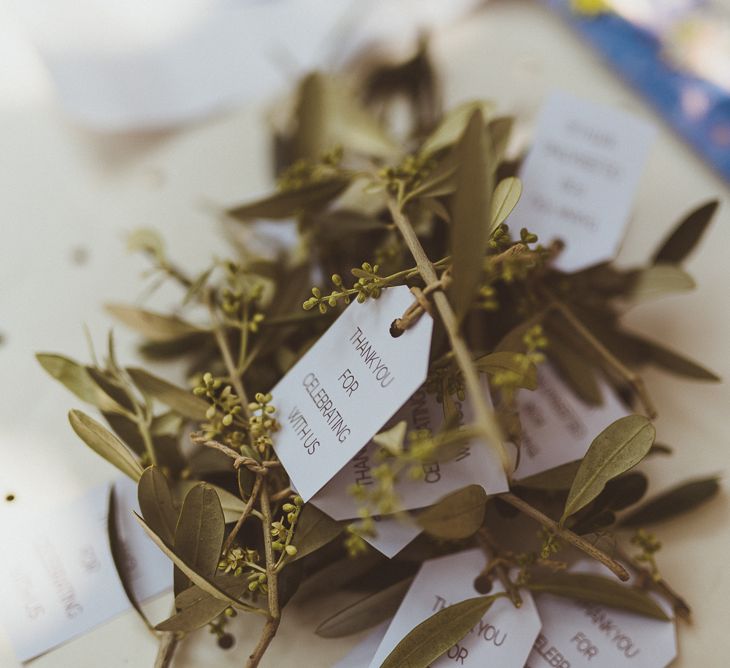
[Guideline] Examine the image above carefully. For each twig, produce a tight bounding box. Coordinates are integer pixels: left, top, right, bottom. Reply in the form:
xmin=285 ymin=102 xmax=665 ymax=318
xmin=544 ymin=292 xmax=657 ymax=419
xmin=499 ymin=492 xmax=630 ymax=581
xmin=245 ymin=483 xmax=281 ymax=668
xmin=387 ymin=198 xmax=509 ymax=470
xmin=477 ymin=528 xmax=523 ymax=607
xmin=154 ymin=631 xmax=179 ymax=668
xmin=223 ymin=474 xmax=264 ymax=554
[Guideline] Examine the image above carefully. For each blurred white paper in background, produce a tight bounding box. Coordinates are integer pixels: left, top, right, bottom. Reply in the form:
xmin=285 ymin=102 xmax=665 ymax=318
xmin=8 ymin=0 xmax=479 ymax=131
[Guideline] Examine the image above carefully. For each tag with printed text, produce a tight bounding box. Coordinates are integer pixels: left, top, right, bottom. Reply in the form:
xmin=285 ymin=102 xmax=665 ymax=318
xmin=369 ymin=549 xmax=541 ymax=668
xmin=525 ymin=561 xmax=677 ymax=668
xmin=513 ymin=364 xmax=627 ymax=480
xmin=271 ymin=286 xmax=433 ymax=501
xmin=312 ymin=374 xmax=508 ymax=520
xmin=358 ymin=514 xmax=422 ymax=558
xmin=508 ymin=91 xmax=656 ymax=272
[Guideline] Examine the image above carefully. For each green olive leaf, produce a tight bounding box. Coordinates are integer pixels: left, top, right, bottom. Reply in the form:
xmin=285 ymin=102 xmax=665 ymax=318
xmin=138 ymin=466 xmax=178 ymax=547
xmin=474 ymin=350 xmax=537 ymax=390
xmin=489 ymin=177 xmax=522 ymax=230
xmin=227 ymin=177 xmax=351 ymax=221
xmin=561 ymin=415 xmax=655 ymax=524
xmin=135 ymin=513 xmax=253 ymax=611
xmin=37 ymin=354 xmax=126 ymax=414
xmin=626 ymin=264 xmax=695 ymax=303
xmin=418 ymin=485 xmax=487 ymax=539
xmin=315 ymin=577 xmax=412 ymax=638
xmin=108 ymin=486 xmax=152 ymax=629
xmin=449 ymin=109 xmax=494 ymax=322
xmin=420 ymin=100 xmax=495 ymax=156
xmin=619 ymin=476 xmax=721 ymax=527
xmin=546 ymin=336 xmax=602 ymax=406
xmin=652 ymin=199 xmax=719 ymax=264
xmin=68 ymin=409 xmax=144 ymax=481
xmin=291 ymin=504 xmax=343 ymax=561
xmin=174 ymin=483 xmax=225 ymax=595
xmin=527 ymin=572 xmax=670 ymax=621
xmin=488 ymin=116 xmax=514 ymax=163
xmin=175 ymin=480 xmax=246 ymax=524
xmin=106 ymin=304 xmax=205 ymax=342
xmin=127 ymin=367 xmax=208 ymax=420
xmin=515 ymin=460 xmax=581 ymax=491
xmin=381 ymin=595 xmax=498 ymax=668
xmin=635 ymin=335 xmax=720 ymax=381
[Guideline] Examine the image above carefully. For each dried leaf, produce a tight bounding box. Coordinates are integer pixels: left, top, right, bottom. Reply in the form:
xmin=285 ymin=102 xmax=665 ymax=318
xmin=68 ymin=410 xmax=144 ymax=481
xmin=174 ymin=483 xmax=225 ymax=595
xmin=135 ymin=513 xmax=252 ymax=610
xmin=37 ymin=354 xmax=125 ymax=413
xmin=620 ymin=476 xmax=721 ymax=527
xmin=449 ymin=110 xmax=493 ymax=322
xmin=127 ymin=367 xmax=208 ymax=420
xmin=418 ymin=485 xmax=487 ymax=539
xmin=108 ymin=487 xmax=151 ymax=629
xmin=627 ymin=264 xmax=695 ymax=303
xmin=561 ymin=415 xmax=655 ymax=523
xmin=291 ymin=504 xmax=343 ymax=560
xmin=316 ymin=578 xmax=412 ymax=638
xmin=489 ymin=177 xmax=522 ymax=229
xmin=652 ymin=200 xmax=718 ymax=264
xmin=527 ymin=572 xmax=669 ymax=620
xmin=380 ymin=596 xmax=498 ymax=668
xmin=106 ymin=304 xmax=204 ymax=342
xmin=138 ymin=466 xmax=178 ymax=547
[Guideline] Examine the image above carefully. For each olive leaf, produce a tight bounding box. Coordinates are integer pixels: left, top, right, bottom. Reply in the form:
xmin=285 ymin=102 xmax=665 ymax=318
xmin=619 ymin=476 xmax=721 ymax=527
xmin=516 ymin=460 xmax=581 ymax=491
xmin=474 ymin=350 xmax=537 ymax=390
xmin=418 ymin=485 xmax=487 ymax=539
xmin=156 ymin=579 xmax=248 ymax=633
xmin=489 ymin=177 xmax=522 ymax=229
xmin=68 ymin=410 xmax=144 ymax=481
xmin=176 ymin=480 xmax=246 ymax=524
xmin=106 ymin=304 xmax=205 ymax=342
xmin=636 ymin=334 xmax=720 ymax=381
xmin=108 ymin=486 xmax=152 ymax=629
xmin=380 ymin=595 xmax=498 ymax=668
xmin=546 ymin=336 xmax=602 ymax=406
xmin=527 ymin=572 xmax=669 ymax=621
xmin=449 ymin=109 xmax=493 ymax=322
xmin=37 ymin=353 xmax=125 ymax=414
xmin=627 ymin=264 xmax=695 ymax=303
xmin=488 ymin=116 xmax=514 ymax=163
xmin=420 ymin=100 xmax=495 ymax=156
xmin=127 ymin=367 xmax=208 ymax=420
xmin=138 ymin=466 xmax=178 ymax=547
xmin=227 ymin=178 xmax=350 ymax=221
xmin=561 ymin=415 xmax=655 ymax=524
xmin=652 ymin=199 xmax=718 ymax=264
xmin=315 ymin=577 xmax=412 ymax=638
xmin=291 ymin=504 xmax=343 ymax=560
xmin=135 ymin=513 xmax=253 ymax=611
xmin=174 ymin=483 xmax=225 ymax=595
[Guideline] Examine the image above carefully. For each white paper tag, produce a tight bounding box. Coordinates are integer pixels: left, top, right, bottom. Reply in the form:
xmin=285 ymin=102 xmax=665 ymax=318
xmin=271 ymin=286 xmax=433 ymax=501
xmin=0 ymin=479 xmax=171 ymax=662
xmin=369 ymin=549 xmax=541 ymax=668
xmin=513 ymin=365 xmax=627 ymax=480
xmin=525 ymin=561 xmax=677 ymax=668
xmin=358 ymin=514 xmax=422 ymax=559
xmin=312 ymin=375 xmax=508 ymax=520
xmin=508 ymin=91 xmax=656 ymax=272
xmin=333 ymin=620 xmax=390 ymax=668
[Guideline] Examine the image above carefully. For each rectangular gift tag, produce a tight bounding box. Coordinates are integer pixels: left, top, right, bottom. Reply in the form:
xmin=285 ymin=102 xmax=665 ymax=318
xmin=0 ymin=478 xmax=171 ymax=662
xmin=311 ymin=375 xmax=508 ymax=520
xmin=525 ymin=561 xmax=676 ymax=668
xmin=508 ymin=91 xmax=656 ymax=272
xmin=271 ymin=286 xmax=433 ymax=501
xmin=513 ymin=364 xmax=627 ymax=480
xmin=358 ymin=514 xmax=422 ymax=558
xmin=369 ymin=549 xmax=541 ymax=668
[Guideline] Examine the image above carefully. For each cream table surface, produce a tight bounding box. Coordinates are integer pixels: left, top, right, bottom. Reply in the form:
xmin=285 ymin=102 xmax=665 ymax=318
xmin=1 ymin=1 xmax=729 ymax=666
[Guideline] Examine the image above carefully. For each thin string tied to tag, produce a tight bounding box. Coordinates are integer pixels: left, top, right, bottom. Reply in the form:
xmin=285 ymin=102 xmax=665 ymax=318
xmin=390 ymin=270 xmax=451 ymax=336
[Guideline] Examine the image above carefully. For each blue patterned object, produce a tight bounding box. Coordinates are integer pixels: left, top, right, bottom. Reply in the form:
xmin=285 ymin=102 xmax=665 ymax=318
xmin=546 ymin=0 xmax=730 ymax=182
